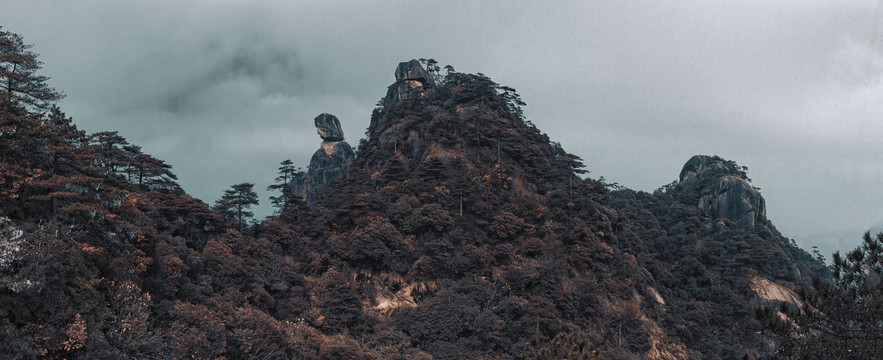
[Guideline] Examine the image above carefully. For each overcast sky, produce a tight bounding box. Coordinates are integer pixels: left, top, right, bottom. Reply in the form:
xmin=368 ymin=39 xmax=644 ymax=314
xmin=3 ymin=0 xmax=882 ymax=258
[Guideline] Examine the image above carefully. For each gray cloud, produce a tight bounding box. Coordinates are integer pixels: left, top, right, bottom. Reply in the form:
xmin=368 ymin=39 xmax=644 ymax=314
xmin=2 ymin=0 xmax=881 ymax=258
xmin=153 ymin=39 xmax=306 ymax=115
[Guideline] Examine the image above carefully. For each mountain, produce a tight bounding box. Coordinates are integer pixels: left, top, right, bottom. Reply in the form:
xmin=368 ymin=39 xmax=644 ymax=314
xmin=252 ymin=60 xmax=827 ymax=358
xmin=0 ymin=50 xmax=827 ymax=359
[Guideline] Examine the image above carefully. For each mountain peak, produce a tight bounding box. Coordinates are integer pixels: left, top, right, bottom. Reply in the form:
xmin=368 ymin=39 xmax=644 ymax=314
xmin=394 ymin=59 xmax=434 ymax=84
xmin=678 ymin=154 xmax=766 ymax=229
xmin=384 ymin=59 xmax=436 ymax=105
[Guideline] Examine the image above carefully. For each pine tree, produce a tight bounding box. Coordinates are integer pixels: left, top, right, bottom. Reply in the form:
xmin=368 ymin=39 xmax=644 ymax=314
xmin=0 ymin=27 xmax=63 ymax=110
xmin=121 ymin=145 xmax=178 ymax=191
xmin=757 ymin=232 xmax=883 ymax=358
xmin=0 ymin=100 xmax=44 ymax=216
xmin=90 ymin=131 xmax=129 ymax=176
xmin=214 ymin=183 xmax=259 ymax=230
xmin=29 ymin=109 xmax=101 ymax=218
xmin=266 ymin=159 xmax=303 ymax=215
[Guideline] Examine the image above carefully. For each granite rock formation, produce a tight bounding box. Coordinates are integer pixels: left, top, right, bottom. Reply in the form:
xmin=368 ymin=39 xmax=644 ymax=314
xmin=679 ymin=155 xmax=766 ymax=229
xmin=293 ymin=113 xmax=355 ymax=204
xmin=384 ymin=59 xmax=435 ymax=105
xmin=314 ymin=113 xmax=345 ymax=142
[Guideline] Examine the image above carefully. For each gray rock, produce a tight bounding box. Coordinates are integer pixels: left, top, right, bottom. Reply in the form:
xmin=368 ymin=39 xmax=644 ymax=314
xmin=384 ymin=60 xmax=435 ymax=105
xmin=292 ymin=114 xmax=355 ymax=204
xmin=314 ymin=113 xmax=345 ymax=142
xmin=679 ymin=155 xmax=744 ymax=188
xmin=293 ymin=141 xmax=354 ymax=204
xmin=395 ymin=59 xmax=434 ymax=83
xmin=714 ymin=220 xmax=732 ymax=236
xmin=377 ymin=116 xmax=419 ymax=150
xmin=679 ymin=155 xmax=766 ymax=229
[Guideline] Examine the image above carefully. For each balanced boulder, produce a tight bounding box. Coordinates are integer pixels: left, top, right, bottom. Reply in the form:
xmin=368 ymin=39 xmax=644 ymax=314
xmin=314 ymin=113 xmax=345 ymax=142
xmin=293 ymin=113 xmax=355 ymax=204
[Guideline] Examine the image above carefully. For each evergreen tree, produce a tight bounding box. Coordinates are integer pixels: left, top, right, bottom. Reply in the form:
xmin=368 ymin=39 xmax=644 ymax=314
xmin=0 ymin=27 xmax=63 ymax=110
xmin=214 ymin=182 xmax=259 ymax=230
xmin=757 ymin=232 xmax=883 ymax=358
xmin=0 ymin=95 xmax=39 ymax=205
xmin=90 ymin=131 xmax=130 ymax=175
xmin=121 ymin=144 xmax=178 ymax=191
xmin=499 ymin=85 xmax=526 ymax=120
xmin=267 ymin=159 xmax=303 ymax=214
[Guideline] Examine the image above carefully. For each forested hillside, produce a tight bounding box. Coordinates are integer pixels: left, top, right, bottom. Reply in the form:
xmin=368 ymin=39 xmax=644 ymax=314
xmin=1 ymin=29 xmax=866 ymax=359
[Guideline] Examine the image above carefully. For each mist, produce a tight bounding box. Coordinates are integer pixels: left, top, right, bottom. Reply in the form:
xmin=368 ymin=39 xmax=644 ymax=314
xmin=3 ymin=0 xmax=881 ymax=258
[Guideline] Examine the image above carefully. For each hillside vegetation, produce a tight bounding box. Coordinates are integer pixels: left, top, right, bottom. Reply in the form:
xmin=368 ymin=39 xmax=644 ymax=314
xmin=0 ymin=31 xmax=842 ymax=359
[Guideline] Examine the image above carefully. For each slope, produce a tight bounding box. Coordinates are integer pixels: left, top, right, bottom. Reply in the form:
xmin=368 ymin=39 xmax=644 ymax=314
xmin=0 ymin=46 xmax=828 ymax=359
xmin=256 ymin=60 xmax=825 ymax=358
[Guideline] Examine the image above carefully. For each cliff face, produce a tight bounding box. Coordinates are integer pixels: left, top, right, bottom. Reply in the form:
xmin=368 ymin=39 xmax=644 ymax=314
xmin=679 ymin=154 xmax=766 ymax=230
xmin=383 ymin=59 xmax=436 ymax=105
xmin=292 ymin=113 xmax=354 ymax=204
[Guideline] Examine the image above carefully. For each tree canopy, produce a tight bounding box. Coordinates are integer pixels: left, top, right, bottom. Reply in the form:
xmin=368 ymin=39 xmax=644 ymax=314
xmin=267 ymin=159 xmax=304 ymax=215
xmin=215 ymin=182 xmax=259 ymax=230
xmin=0 ymin=27 xmax=63 ymax=110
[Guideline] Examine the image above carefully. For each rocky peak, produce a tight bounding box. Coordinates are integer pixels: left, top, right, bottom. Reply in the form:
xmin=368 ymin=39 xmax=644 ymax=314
xmin=395 ymin=59 xmax=434 ymax=84
xmin=293 ymin=113 xmax=355 ymax=204
xmin=314 ymin=113 xmax=345 ymax=142
xmin=679 ymin=155 xmax=748 ymax=187
xmin=384 ymin=59 xmax=435 ymax=105
xmin=678 ymin=155 xmax=765 ymax=229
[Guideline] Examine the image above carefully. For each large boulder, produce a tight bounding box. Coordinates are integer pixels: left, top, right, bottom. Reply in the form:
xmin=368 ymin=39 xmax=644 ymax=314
xmin=314 ymin=113 xmax=345 ymax=142
xmin=395 ymin=59 xmax=434 ymax=83
xmin=679 ymin=154 xmax=745 ymax=187
xmin=384 ymin=60 xmax=435 ymax=105
xmin=293 ymin=113 xmax=355 ymax=204
xmin=679 ymin=155 xmax=766 ymax=228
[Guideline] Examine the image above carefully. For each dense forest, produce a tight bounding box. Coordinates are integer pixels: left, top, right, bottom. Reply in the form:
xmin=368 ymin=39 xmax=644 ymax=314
xmin=1 ymin=28 xmax=880 ymax=359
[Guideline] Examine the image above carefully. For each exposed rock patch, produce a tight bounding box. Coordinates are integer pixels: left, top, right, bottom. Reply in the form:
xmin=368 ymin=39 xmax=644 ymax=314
xmin=749 ymin=276 xmax=802 ymax=307
xmin=647 ymin=286 xmax=665 ymax=306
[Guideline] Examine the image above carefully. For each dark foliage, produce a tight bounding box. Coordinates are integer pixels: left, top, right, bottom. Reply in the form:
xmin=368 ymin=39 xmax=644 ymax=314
xmin=0 ymin=35 xmax=832 ymax=360
xmin=215 ymin=182 xmax=259 ymax=230
xmin=757 ymin=232 xmax=883 ymax=359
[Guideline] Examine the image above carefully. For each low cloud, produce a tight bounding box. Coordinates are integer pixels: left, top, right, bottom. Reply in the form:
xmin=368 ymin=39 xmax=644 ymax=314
xmin=2 ymin=0 xmax=881 ymax=256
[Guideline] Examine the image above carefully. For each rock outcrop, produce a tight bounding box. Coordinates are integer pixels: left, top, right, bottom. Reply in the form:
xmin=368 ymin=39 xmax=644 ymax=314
xmin=314 ymin=113 xmax=345 ymax=142
xmin=384 ymin=59 xmax=435 ymax=105
xmin=293 ymin=113 xmax=355 ymax=204
xmin=679 ymin=155 xmax=766 ymax=229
